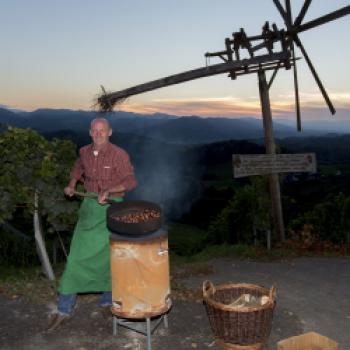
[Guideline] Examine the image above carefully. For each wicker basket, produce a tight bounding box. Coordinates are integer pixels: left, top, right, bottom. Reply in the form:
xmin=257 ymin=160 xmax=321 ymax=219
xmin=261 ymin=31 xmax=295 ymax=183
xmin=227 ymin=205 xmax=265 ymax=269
xmin=203 ymin=281 xmax=276 ymax=350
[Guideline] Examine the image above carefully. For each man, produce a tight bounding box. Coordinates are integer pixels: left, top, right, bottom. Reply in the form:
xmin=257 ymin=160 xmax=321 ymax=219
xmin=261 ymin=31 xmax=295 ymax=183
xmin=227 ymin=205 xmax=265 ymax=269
xmin=47 ymin=117 xmax=137 ymax=332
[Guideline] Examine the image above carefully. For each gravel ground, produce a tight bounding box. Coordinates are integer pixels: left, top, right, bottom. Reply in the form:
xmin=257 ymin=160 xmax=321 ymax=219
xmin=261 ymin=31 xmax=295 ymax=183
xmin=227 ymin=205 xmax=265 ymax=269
xmin=0 ymin=256 xmax=349 ymax=350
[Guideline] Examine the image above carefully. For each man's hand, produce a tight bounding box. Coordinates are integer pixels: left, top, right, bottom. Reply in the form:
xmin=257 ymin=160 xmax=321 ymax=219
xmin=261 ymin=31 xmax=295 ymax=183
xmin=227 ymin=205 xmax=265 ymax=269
xmin=64 ymin=186 xmax=75 ymax=197
xmin=98 ymin=190 xmax=109 ymax=205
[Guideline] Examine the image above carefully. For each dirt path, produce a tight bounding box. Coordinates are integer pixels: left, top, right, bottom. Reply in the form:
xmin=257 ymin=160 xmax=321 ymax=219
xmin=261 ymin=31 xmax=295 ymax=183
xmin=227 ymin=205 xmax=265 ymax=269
xmin=0 ymin=257 xmax=349 ymax=350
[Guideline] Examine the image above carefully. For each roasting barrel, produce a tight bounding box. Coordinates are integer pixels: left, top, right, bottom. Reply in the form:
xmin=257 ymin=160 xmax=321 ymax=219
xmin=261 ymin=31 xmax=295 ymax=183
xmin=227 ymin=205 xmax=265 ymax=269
xmin=107 ymin=201 xmax=171 ymax=319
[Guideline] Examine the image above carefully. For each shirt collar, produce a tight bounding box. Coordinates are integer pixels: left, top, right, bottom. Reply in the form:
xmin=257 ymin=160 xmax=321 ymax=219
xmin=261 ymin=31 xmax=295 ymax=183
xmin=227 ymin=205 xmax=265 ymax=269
xmin=90 ymin=142 xmax=110 ymax=155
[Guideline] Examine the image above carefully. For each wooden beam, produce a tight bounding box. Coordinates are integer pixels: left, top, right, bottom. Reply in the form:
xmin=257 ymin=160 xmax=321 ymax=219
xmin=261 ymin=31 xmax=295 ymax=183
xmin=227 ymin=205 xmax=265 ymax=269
xmin=258 ymin=69 xmax=285 ymax=242
xmin=267 ymin=64 xmax=280 ymax=89
xmin=234 ymin=60 xmax=290 ymax=77
xmin=99 ymin=52 xmax=289 ymax=106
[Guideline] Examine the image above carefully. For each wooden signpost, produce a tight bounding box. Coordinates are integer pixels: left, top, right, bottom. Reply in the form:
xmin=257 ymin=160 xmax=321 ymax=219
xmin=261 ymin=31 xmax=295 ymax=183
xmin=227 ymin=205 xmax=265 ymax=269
xmin=233 ymin=153 xmax=317 ymax=178
xmin=233 ymin=152 xmax=317 ymax=243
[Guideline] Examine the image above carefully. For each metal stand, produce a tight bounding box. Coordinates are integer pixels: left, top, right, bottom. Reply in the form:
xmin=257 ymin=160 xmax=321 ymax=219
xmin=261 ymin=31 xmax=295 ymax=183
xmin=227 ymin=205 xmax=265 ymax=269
xmin=112 ymin=313 xmax=169 ymax=350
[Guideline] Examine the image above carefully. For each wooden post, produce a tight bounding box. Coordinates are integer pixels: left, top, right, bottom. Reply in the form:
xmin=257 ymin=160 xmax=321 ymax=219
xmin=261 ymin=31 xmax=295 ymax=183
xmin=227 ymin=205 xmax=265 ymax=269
xmin=34 ymin=191 xmax=55 ymax=280
xmin=258 ymin=69 xmax=285 ymax=242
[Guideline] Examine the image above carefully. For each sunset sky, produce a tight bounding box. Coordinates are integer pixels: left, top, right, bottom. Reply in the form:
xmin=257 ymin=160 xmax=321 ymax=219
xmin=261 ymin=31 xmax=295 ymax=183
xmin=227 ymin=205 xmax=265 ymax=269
xmin=1 ymin=0 xmax=349 ymax=120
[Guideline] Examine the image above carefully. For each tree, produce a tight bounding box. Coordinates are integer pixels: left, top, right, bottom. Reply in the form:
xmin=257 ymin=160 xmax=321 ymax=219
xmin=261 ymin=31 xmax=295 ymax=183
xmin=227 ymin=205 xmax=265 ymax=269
xmin=0 ymin=127 xmax=79 ymax=278
xmin=289 ymin=192 xmax=350 ymax=243
xmin=207 ymin=177 xmax=271 ymax=245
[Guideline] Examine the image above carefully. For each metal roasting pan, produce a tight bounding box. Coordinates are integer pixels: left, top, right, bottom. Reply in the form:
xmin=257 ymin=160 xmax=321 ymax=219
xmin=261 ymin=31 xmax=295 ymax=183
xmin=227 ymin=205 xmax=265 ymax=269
xmin=107 ymin=200 xmax=162 ymax=236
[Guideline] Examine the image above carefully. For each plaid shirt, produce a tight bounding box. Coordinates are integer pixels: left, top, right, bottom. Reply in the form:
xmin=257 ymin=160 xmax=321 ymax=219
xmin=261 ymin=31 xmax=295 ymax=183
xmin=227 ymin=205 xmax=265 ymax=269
xmin=70 ymin=142 xmax=137 ymax=193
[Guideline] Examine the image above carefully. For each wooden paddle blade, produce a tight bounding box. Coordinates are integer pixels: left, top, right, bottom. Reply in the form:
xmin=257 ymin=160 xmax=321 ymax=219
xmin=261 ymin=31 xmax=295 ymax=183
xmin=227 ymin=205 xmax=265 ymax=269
xmin=294 ymin=0 xmax=313 ymax=27
xmin=272 ymin=0 xmax=287 ymax=22
xmin=285 ymin=0 xmax=293 ymax=28
xmin=298 ymin=5 xmax=350 ymax=33
xmin=291 ymin=44 xmax=302 ymax=131
xmin=284 ymin=0 xmax=301 ymax=130
xmin=295 ymin=36 xmax=336 ymax=115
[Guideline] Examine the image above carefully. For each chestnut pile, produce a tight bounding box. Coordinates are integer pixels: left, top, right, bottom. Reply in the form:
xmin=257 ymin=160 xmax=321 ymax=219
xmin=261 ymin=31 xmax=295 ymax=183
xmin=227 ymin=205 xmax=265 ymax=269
xmin=112 ymin=209 xmax=160 ymax=223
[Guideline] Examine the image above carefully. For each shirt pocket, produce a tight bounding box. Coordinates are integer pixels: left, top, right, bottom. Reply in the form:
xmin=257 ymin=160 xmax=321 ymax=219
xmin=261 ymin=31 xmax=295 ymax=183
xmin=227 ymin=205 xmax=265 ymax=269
xmin=101 ymin=165 xmax=114 ymax=181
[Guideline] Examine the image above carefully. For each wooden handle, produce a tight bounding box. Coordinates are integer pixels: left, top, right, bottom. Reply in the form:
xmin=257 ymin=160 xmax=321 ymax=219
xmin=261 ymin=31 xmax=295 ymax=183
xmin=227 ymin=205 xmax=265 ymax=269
xmin=73 ymin=191 xmax=98 ymax=199
xmin=203 ymin=280 xmax=215 ymax=297
xmin=269 ymin=285 xmax=277 ymax=301
xmin=73 ymin=191 xmax=115 ymax=204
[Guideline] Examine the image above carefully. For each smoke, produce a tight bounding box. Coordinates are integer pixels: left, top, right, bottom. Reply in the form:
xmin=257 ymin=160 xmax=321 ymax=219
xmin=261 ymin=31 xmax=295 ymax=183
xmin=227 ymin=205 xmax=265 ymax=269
xmin=121 ymin=135 xmax=202 ymax=221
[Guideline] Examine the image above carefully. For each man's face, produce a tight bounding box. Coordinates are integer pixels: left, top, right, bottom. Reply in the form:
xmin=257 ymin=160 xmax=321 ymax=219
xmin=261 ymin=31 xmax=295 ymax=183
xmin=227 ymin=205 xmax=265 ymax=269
xmin=90 ymin=120 xmax=112 ymax=147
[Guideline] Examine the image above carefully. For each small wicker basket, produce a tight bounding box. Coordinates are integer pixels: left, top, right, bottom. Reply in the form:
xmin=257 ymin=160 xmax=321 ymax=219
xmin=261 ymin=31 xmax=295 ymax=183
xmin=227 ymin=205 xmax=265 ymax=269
xmin=203 ymin=281 xmax=276 ymax=350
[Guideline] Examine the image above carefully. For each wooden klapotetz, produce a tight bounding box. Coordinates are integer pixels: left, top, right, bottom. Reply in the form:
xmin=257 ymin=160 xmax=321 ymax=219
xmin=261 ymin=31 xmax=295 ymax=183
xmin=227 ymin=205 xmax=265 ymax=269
xmin=97 ymin=1 xmax=350 ymax=242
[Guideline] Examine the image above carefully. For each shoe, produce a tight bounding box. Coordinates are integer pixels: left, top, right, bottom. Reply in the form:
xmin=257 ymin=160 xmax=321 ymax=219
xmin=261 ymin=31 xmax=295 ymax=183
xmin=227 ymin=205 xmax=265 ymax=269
xmin=47 ymin=313 xmax=71 ymax=333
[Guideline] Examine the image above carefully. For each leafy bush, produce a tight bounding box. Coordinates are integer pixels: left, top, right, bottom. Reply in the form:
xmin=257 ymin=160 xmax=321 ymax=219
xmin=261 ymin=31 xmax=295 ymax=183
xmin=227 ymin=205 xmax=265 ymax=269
xmin=206 ymin=177 xmax=271 ymax=244
xmin=288 ymin=192 xmax=350 ymax=243
xmin=0 ymin=230 xmax=38 ymax=266
xmin=169 ymin=223 xmax=209 ymax=256
xmin=0 ymin=127 xmax=79 ymax=232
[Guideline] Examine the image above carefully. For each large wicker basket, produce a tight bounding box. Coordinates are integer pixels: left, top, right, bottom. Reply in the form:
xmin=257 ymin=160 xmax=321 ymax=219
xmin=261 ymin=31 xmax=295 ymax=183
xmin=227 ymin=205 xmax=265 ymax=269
xmin=203 ymin=281 xmax=276 ymax=350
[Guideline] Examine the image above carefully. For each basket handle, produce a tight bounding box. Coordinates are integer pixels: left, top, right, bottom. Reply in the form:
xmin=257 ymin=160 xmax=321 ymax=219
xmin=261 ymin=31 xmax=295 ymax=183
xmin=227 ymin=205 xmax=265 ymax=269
xmin=203 ymin=280 xmax=215 ymax=297
xmin=269 ymin=285 xmax=277 ymax=301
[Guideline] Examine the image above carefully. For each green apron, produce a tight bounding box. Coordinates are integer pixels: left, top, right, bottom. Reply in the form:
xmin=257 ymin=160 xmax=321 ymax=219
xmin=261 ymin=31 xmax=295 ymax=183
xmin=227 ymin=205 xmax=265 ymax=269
xmin=58 ymin=196 xmax=122 ymax=294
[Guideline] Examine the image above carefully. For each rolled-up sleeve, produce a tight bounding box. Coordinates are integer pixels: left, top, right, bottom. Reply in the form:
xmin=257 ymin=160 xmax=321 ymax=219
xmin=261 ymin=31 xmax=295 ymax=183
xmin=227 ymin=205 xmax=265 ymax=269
xmin=112 ymin=151 xmax=137 ymax=191
xmin=70 ymin=157 xmax=84 ymax=181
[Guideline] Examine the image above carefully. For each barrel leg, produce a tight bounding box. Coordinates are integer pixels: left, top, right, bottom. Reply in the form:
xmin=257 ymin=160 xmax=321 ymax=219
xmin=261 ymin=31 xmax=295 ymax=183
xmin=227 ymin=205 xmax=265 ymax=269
xmin=146 ymin=317 xmax=152 ymax=350
xmin=163 ymin=313 xmax=168 ymax=329
xmin=112 ymin=315 xmax=118 ymax=335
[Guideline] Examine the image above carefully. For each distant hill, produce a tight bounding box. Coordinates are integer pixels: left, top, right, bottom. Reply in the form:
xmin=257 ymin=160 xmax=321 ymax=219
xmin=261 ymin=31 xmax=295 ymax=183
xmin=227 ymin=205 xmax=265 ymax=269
xmin=0 ymin=108 xmax=19 ymax=125
xmin=279 ymin=134 xmax=350 ymax=162
xmin=0 ymin=108 xmax=177 ymax=133
xmin=133 ymin=115 xmax=324 ymax=143
xmin=0 ymin=107 xmax=337 ymax=144
xmin=2 ymin=106 xmax=350 ymax=219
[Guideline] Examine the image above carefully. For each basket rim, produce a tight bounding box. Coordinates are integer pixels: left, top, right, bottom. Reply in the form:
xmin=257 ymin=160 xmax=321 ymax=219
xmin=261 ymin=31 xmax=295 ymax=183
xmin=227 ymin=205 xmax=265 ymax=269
xmin=216 ymin=338 xmax=265 ymax=350
xmin=203 ymin=282 xmax=276 ymax=312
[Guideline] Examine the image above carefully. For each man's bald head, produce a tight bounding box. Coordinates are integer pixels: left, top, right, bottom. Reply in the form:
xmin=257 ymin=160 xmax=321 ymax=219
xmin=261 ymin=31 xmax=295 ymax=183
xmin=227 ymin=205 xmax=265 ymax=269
xmin=90 ymin=117 xmax=111 ymax=130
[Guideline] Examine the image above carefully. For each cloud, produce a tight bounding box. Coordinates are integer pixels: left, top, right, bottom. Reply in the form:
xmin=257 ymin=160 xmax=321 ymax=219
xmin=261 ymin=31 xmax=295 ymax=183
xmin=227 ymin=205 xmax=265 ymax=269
xmin=119 ymin=96 xmax=267 ymax=117
xmin=117 ymin=92 xmax=350 ymax=119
